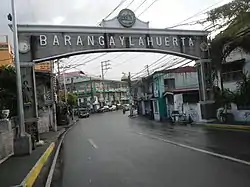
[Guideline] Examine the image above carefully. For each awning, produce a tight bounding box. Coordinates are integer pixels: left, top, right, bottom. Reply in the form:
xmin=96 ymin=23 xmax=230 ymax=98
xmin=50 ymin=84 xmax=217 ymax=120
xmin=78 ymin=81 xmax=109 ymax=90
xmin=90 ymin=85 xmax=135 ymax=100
xmin=163 ymin=88 xmax=199 ymax=97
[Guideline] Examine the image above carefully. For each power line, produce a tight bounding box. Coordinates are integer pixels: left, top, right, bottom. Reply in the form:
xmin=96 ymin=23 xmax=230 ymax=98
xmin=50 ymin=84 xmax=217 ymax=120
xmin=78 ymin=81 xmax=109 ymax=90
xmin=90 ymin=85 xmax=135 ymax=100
xmin=131 ymin=54 xmax=168 ymax=78
xmin=64 ymin=55 xmax=92 ymax=66
xmin=64 ymin=53 xmax=108 ymax=71
xmin=126 ymin=0 xmax=136 ymax=8
xmin=102 ymin=0 xmax=127 ymax=21
xmin=113 ymin=54 xmax=143 ymax=68
xmin=133 ymin=57 xmax=182 ymax=79
xmin=138 ymin=0 xmax=160 ymax=17
xmin=134 ymin=0 xmax=148 ymax=12
xmin=166 ymin=0 xmax=225 ymax=29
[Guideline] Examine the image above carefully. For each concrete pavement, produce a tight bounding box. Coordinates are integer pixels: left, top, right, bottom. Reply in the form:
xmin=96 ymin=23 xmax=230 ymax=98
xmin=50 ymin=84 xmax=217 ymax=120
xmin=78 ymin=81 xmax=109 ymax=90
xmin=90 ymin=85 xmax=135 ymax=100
xmin=59 ymin=111 xmax=250 ymax=187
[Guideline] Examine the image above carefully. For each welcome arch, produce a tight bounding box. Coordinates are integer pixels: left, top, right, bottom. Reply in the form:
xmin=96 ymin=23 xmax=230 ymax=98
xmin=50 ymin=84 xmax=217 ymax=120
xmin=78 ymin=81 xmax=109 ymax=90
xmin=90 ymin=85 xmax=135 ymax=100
xmin=15 ymin=9 xmax=214 ymax=128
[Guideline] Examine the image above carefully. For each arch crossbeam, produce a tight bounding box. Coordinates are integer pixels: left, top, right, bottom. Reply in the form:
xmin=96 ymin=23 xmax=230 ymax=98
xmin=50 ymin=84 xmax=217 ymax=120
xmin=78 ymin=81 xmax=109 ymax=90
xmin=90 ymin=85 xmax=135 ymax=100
xmin=16 ymin=24 xmax=209 ymax=62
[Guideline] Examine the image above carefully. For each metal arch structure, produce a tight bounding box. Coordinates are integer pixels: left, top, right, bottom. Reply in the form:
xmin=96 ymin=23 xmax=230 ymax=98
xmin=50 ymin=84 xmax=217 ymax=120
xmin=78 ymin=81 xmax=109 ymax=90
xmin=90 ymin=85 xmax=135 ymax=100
xmin=14 ymin=9 xmax=215 ymax=130
xmin=17 ymin=24 xmax=209 ymax=63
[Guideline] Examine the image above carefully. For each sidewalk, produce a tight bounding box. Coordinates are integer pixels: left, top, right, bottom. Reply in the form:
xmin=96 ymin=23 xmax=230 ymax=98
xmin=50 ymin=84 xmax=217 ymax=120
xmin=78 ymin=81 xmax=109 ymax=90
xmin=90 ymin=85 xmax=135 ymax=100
xmin=0 ymin=126 xmax=66 ymax=187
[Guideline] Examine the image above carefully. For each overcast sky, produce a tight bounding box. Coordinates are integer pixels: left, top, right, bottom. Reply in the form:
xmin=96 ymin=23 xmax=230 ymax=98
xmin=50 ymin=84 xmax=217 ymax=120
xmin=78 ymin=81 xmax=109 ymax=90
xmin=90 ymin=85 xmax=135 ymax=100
xmin=0 ymin=0 xmax=231 ymax=80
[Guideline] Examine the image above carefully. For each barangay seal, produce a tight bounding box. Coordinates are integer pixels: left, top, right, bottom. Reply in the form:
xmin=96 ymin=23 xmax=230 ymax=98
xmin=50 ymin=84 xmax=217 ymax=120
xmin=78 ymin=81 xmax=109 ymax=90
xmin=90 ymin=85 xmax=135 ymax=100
xmin=117 ymin=9 xmax=136 ymax=28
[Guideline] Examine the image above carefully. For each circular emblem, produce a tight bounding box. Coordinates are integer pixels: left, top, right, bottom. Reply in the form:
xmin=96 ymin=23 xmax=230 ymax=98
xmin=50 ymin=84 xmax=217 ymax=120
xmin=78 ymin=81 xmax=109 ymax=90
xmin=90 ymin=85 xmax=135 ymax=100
xmin=117 ymin=9 xmax=136 ymax=28
xmin=200 ymin=42 xmax=209 ymax=52
xmin=18 ymin=40 xmax=30 ymax=54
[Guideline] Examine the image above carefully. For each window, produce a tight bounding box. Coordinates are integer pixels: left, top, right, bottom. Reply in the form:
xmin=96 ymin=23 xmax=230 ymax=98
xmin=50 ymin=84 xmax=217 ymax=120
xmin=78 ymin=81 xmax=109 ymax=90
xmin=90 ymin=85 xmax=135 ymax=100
xmin=164 ymin=78 xmax=175 ymax=90
xmin=153 ymin=100 xmax=159 ymax=113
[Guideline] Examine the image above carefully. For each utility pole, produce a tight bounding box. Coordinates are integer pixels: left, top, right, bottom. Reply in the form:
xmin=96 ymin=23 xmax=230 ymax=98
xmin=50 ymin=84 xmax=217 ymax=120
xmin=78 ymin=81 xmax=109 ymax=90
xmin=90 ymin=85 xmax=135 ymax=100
xmin=56 ymin=59 xmax=61 ymax=102
xmin=50 ymin=60 xmax=57 ymax=131
xmin=101 ymin=60 xmax=111 ymax=105
xmin=145 ymin=65 xmax=150 ymax=76
xmin=128 ymin=72 xmax=133 ymax=116
xmin=10 ymin=0 xmax=25 ymax=136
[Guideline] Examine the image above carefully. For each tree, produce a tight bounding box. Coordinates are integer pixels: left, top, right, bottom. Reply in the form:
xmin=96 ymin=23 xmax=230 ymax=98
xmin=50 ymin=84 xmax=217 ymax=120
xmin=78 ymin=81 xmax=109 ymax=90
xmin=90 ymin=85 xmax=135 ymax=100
xmin=0 ymin=65 xmax=17 ymax=116
xmin=67 ymin=93 xmax=77 ymax=107
xmin=203 ymin=0 xmax=250 ymax=88
xmin=233 ymin=72 xmax=250 ymax=108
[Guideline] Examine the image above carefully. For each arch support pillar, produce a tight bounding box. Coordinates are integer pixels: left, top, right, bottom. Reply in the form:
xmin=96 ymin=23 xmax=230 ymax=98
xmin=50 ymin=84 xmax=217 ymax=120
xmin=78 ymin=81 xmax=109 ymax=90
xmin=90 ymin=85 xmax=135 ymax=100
xmin=195 ymin=59 xmax=216 ymax=122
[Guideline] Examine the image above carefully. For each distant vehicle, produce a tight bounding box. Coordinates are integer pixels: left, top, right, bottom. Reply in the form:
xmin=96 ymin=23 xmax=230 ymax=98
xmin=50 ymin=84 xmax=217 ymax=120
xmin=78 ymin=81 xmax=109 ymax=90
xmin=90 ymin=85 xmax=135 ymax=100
xmin=97 ymin=107 xmax=104 ymax=113
xmin=116 ymin=103 xmax=122 ymax=109
xmin=109 ymin=105 xmax=117 ymax=111
xmin=78 ymin=108 xmax=90 ymax=118
xmin=103 ymin=105 xmax=110 ymax=112
xmin=122 ymin=104 xmax=130 ymax=111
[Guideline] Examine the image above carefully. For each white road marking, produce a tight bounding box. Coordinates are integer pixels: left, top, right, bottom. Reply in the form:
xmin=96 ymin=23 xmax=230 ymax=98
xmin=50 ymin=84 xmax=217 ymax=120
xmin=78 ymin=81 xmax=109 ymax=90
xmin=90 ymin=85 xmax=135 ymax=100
xmin=134 ymin=132 xmax=250 ymax=166
xmin=88 ymin=139 xmax=98 ymax=149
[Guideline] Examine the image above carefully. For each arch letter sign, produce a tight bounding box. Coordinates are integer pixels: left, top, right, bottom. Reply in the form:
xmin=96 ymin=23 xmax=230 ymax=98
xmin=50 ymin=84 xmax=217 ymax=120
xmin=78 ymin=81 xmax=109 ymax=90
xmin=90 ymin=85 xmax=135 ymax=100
xmin=16 ymin=9 xmax=209 ymax=63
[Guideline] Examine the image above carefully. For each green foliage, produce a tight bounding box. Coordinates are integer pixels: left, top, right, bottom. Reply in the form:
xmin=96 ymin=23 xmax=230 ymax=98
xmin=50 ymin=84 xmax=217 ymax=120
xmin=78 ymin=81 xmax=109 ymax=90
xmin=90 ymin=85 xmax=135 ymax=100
xmin=234 ymin=72 xmax=250 ymax=107
xmin=206 ymin=0 xmax=250 ymax=30
xmin=213 ymin=86 xmax=235 ymax=108
xmin=214 ymin=73 xmax=250 ymax=109
xmin=204 ymin=0 xmax=250 ymax=83
xmin=0 ymin=65 xmax=17 ymax=116
xmin=67 ymin=93 xmax=77 ymax=107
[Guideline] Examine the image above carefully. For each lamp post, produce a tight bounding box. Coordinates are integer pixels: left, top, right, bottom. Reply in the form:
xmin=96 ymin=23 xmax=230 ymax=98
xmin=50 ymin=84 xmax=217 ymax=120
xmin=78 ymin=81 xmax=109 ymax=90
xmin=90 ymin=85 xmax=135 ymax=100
xmin=10 ymin=0 xmax=25 ymax=136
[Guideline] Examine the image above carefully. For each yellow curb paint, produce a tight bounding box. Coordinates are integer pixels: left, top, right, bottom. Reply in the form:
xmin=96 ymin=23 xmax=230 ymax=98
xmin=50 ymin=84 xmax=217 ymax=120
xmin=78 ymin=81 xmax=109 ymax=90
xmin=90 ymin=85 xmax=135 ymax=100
xmin=204 ymin=124 xmax=250 ymax=131
xmin=22 ymin=142 xmax=55 ymax=187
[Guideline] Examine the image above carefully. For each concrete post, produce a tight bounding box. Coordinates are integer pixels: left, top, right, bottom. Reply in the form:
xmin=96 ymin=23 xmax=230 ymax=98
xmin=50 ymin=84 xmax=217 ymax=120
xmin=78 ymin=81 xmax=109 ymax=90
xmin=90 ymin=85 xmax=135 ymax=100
xmin=195 ymin=59 xmax=216 ymax=122
xmin=11 ymin=0 xmax=32 ymax=155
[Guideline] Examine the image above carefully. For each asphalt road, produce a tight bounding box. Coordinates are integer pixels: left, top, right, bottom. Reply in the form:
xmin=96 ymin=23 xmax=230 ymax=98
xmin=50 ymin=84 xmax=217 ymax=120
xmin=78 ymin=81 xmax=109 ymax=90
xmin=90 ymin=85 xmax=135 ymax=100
xmin=61 ymin=111 xmax=250 ymax=187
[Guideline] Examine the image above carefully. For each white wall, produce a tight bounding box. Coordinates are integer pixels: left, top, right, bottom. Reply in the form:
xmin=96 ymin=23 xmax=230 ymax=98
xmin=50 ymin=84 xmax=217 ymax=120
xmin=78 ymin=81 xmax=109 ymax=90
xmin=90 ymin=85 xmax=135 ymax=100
xmin=153 ymin=99 xmax=160 ymax=121
xmin=174 ymin=94 xmax=183 ymax=112
xmin=164 ymin=72 xmax=198 ymax=89
xmin=183 ymin=103 xmax=200 ymax=122
xmin=220 ymin=48 xmax=250 ymax=92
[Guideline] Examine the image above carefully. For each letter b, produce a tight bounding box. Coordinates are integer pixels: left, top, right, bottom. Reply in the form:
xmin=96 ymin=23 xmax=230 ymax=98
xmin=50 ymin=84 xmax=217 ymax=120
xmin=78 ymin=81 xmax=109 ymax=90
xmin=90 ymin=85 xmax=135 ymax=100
xmin=40 ymin=35 xmax=47 ymax=46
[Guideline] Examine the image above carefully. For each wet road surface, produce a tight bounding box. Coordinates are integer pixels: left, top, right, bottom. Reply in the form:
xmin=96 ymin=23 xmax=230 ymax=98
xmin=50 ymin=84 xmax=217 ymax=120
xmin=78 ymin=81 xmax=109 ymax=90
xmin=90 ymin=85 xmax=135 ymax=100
xmin=61 ymin=111 xmax=250 ymax=187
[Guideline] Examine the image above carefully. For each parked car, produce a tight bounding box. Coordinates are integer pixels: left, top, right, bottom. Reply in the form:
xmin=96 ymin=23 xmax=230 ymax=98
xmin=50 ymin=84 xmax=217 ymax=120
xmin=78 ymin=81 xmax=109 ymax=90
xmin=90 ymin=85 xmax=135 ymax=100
xmin=78 ymin=108 xmax=90 ymax=118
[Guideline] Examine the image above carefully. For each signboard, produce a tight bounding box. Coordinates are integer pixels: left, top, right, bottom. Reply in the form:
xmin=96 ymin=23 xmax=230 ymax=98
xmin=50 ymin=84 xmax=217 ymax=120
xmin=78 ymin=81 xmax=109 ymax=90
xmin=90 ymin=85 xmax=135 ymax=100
xmin=35 ymin=61 xmax=52 ymax=72
xmin=0 ymin=43 xmax=8 ymax=51
xmin=17 ymin=25 xmax=208 ymax=62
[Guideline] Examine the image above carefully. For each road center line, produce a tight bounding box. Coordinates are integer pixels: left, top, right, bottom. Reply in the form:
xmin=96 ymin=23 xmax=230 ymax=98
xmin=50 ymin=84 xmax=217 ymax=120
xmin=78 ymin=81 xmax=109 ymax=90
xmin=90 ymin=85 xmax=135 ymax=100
xmin=88 ymin=139 xmax=98 ymax=149
xmin=134 ymin=132 xmax=250 ymax=166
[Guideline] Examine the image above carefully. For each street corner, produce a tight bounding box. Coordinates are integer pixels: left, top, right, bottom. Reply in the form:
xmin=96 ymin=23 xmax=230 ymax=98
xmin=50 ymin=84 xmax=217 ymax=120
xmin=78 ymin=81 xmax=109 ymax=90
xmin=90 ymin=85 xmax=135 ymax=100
xmin=20 ymin=142 xmax=55 ymax=187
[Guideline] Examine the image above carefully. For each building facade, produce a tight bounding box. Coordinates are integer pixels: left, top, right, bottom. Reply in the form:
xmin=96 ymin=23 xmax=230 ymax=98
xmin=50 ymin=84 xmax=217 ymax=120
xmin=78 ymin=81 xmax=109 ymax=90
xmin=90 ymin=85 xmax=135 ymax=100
xmin=0 ymin=36 xmax=13 ymax=67
xmin=218 ymin=47 xmax=250 ymax=91
xmin=134 ymin=66 xmax=201 ymax=122
xmin=62 ymin=71 xmax=129 ymax=108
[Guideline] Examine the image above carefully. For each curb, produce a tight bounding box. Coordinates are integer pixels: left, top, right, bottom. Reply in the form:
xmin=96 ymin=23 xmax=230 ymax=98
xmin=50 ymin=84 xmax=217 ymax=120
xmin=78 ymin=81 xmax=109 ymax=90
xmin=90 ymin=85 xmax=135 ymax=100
xmin=201 ymin=123 xmax=250 ymax=131
xmin=16 ymin=119 xmax=78 ymax=187
xmin=20 ymin=143 xmax=55 ymax=187
xmin=45 ymin=119 xmax=78 ymax=187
